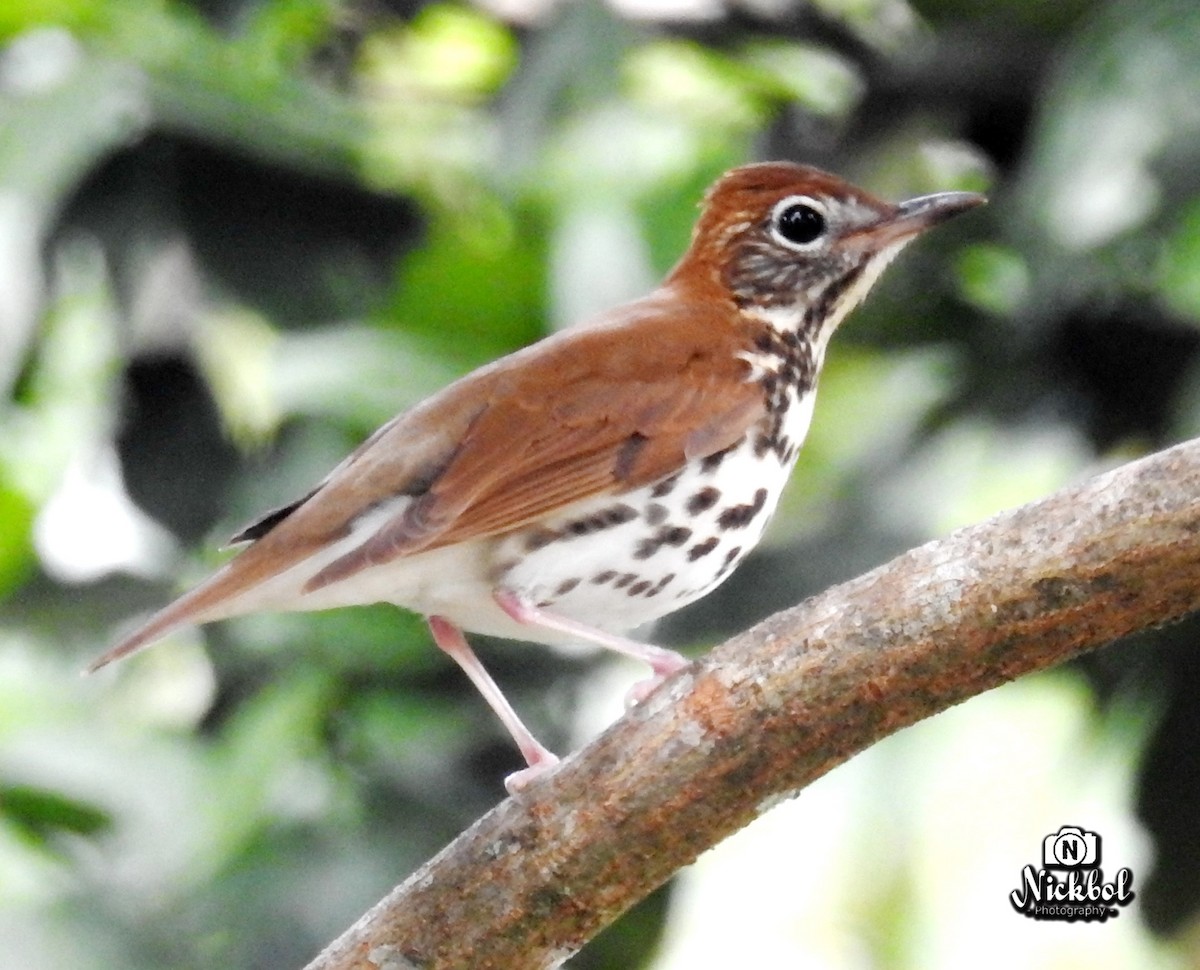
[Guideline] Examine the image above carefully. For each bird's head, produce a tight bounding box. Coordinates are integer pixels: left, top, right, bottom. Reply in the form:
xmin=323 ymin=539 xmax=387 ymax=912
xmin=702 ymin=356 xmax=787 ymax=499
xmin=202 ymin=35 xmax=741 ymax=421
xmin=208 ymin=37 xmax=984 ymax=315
xmin=670 ymin=161 xmax=986 ymax=345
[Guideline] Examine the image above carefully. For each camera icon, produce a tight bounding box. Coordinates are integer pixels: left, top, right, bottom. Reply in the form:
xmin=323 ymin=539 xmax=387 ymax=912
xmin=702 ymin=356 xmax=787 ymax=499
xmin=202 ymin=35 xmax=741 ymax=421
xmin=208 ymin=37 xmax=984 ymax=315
xmin=1043 ymin=825 xmax=1101 ymax=869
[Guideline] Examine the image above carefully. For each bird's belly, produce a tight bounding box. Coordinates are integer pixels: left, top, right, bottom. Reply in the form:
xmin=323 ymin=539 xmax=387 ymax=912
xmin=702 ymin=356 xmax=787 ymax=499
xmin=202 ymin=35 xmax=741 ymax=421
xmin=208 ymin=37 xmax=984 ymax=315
xmin=241 ymin=535 xmax=570 ymax=645
xmin=491 ymin=432 xmax=800 ymax=635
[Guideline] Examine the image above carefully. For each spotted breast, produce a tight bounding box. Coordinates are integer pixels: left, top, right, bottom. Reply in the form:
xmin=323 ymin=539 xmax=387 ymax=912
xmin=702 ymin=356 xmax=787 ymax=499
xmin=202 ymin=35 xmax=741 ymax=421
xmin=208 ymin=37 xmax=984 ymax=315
xmin=486 ymin=322 xmax=817 ymax=638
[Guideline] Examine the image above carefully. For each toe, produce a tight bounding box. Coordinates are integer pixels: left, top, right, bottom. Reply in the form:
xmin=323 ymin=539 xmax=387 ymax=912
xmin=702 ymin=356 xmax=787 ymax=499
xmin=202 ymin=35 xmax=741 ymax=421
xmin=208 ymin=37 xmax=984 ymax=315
xmin=504 ymin=751 xmax=561 ymax=795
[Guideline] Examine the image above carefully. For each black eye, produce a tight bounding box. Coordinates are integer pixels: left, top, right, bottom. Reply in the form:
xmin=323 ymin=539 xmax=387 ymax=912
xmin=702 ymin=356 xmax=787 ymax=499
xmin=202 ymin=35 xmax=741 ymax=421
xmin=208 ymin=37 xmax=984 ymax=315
xmin=775 ymin=202 xmax=826 ymax=246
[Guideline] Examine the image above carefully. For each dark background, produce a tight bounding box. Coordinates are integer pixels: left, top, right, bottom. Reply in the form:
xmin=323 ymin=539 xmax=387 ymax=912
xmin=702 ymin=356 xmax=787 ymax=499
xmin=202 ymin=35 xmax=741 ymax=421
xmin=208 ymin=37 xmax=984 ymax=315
xmin=1 ymin=0 xmax=1199 ymax=966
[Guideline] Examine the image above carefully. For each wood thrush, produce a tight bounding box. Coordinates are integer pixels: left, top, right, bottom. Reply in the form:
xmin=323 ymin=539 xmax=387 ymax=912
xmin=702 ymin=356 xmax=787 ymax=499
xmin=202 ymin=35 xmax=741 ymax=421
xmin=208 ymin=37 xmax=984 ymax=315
xmin=90 ymin=162 xmax=984 ymax=792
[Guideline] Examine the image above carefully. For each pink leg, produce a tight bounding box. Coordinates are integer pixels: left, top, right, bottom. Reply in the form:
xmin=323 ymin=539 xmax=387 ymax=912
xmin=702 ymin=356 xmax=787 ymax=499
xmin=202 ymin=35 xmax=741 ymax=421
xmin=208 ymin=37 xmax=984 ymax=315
xmin=492 ymin=588 xmax=689 ymax=706
xmin=427 ymin=615 xmax=559 ymax=794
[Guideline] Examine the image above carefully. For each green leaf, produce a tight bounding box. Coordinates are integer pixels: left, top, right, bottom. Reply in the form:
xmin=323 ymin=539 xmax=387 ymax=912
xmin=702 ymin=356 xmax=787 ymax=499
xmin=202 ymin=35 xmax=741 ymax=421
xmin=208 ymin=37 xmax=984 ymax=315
xmin=384 ymin=204 xmax=548 ymax=367
xmin=0 ymin=475 xmax=34 ymax=600
xmin=0 ymin=784 xmax=112 ymax=842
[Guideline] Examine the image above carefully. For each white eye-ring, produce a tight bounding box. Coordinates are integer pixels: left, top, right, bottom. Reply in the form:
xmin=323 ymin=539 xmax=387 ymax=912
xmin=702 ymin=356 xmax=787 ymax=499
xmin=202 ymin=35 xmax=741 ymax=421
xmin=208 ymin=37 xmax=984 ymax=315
xmin=770 ymin=195 xmax=828 ymax=250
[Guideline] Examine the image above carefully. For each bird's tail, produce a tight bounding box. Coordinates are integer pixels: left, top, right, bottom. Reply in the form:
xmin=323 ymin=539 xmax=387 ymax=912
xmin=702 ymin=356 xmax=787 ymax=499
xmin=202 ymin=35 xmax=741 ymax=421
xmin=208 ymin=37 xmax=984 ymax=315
xmin=85 ymin=560 xmax=248 ymax=673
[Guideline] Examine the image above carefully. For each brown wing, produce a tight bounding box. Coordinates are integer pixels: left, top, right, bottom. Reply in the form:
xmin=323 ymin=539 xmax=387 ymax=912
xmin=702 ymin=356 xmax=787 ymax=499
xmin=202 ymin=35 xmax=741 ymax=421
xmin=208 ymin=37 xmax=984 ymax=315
xmin=301 ymin=290 xmax=764 ymax=588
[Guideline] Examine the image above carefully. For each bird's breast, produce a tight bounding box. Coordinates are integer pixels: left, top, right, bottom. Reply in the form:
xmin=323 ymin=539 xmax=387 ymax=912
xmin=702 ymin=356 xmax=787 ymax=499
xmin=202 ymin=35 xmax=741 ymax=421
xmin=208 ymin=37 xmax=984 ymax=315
xmin=487 ymin=385 xmax=818 ymax=636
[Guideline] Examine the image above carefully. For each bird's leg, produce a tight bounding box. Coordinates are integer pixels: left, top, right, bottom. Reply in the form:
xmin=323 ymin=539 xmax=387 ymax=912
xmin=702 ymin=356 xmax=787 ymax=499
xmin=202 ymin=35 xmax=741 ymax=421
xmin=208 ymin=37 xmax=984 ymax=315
xmin=427 ymin=615 xmax=559 ymax=794
xmin=492 ymin=588 xmax=689 ymax=708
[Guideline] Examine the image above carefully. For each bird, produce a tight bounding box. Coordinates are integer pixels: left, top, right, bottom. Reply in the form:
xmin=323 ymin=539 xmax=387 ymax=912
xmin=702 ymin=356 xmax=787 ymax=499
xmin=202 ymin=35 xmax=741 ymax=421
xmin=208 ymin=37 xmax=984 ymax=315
xmin=89 ymin=161 xmax=985 ymax=792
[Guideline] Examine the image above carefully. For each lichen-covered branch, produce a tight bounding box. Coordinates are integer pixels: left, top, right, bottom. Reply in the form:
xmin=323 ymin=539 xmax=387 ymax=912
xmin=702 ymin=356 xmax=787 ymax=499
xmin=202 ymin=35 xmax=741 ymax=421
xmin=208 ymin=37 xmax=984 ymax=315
xmin=305 ymin=437 xmax=1200 ymax=970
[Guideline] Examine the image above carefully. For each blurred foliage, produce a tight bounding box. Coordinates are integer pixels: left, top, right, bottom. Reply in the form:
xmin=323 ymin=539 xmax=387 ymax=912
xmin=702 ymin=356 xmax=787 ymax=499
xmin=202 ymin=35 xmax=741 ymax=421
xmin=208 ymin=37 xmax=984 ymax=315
xmin=1 ymin=0 xmax=1199 ymax=968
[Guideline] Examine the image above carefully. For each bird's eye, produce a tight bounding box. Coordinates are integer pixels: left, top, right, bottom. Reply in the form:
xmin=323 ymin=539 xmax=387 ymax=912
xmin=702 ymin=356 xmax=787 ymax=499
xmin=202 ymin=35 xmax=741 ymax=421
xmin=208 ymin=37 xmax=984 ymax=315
xmin=773 ymin=201 xmax=826 ymax=247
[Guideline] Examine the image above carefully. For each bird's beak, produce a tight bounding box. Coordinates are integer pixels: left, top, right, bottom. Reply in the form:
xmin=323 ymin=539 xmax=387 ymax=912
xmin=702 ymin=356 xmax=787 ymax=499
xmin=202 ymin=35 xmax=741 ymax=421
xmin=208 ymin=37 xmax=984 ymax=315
xmin=850 ymin=190 xmax=987 ymax=249
xmin=896 ymin=190 xmax=988 ymax=227
xmin=883 ymin=189 xmax=984 ymax=242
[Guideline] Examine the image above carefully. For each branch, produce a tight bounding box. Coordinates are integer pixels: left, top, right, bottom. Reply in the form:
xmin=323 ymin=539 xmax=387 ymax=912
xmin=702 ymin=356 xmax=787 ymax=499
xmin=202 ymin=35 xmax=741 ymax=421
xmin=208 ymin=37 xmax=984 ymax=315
xmin=304 ymin=437 xmax=1200 ymax=970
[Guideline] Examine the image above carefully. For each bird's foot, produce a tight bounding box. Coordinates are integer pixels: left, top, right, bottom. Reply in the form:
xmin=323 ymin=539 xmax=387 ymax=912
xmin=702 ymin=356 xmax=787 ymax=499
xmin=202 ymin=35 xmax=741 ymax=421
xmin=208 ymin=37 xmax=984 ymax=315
xmin=623 ymin=650 xmax=689 ymax=708
xmin=503 ymin=747 xmax=561 ymax=795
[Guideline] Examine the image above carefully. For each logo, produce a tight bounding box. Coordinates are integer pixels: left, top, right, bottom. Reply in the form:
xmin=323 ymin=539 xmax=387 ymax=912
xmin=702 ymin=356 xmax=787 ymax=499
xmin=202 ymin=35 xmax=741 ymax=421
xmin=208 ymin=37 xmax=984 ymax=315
xmin=1010 ymin=826 xmax=1135 ymax=922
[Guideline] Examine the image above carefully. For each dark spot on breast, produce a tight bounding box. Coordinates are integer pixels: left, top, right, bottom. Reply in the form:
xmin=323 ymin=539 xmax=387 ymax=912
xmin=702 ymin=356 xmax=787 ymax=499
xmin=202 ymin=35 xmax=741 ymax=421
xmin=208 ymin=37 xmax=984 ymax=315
xmin=627 ymin=580 xmax=651 ymax=596
xmin=524 ymin=527 xmax=562 ymax=552
xmin=637 ymin=524 xmax=694 ymax=559
xmin=555 ymin=578 xmax=580 ymax=597
xmin=717 ymin=488 xmax=768 ymax=530
xmin=717 ymin=545 xmax=743 ymax=577
xmin=663 ymin=526 xmax=692 ymax=546
xmin=687 ymin=537 xmax=718 ymax=560
xmin=604 ymin=504 xmax=638 ymax=526
xmin=700 ymin=445 xmax=736 ymax=474
xmin=686 ymin=487 xmax=721 ymax=515
xmin=646 ymin=573 xmax=675 ymax=596
xmin=562 ymin=503 xmax=639 ymax=537
xmin=743 ymin=323 xmax=818 ymax=400
xmin=634 ymin=537 xmax=659 ymax=560
xmin=593 ymin=570 xmax=617 ymax=584
xmin=614 ymin=572 xmax=637 ymax=588
xmin=644 ymin=503 xmax=668 ymax=526
xmin=650 ymin=473 xmax=681 ymax=498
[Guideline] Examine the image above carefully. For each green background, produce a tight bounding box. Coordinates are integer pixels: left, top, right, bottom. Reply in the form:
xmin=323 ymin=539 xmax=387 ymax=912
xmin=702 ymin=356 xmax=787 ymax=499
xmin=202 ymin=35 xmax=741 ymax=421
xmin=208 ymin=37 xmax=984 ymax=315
xmin=2 ymin=0 xmax=1199 ymax=966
